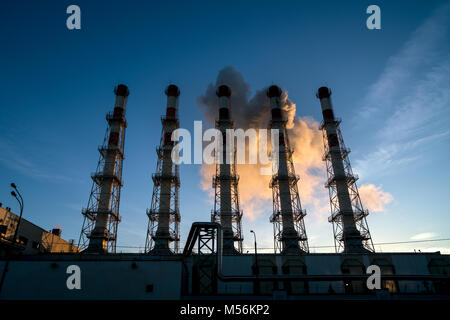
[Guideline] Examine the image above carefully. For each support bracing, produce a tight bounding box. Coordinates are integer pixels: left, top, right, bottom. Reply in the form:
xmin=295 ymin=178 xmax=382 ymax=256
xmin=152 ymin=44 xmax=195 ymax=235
xmin=78 ymin=84 xmax=129 ymax=253
xmin=211 ymin=85 xmax=243 ymax=254
xmin=145 ymin=85 xmax=181 ymax=254
xmin=267 ymin=85 xmax=309 ymax=254
xmin=317 ymin=86 xmax=374 ymax=253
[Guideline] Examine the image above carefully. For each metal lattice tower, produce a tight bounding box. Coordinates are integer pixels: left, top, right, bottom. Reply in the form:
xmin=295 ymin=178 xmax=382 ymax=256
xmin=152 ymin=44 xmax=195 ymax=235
xmin=145 ymin=85 xmax=181 ymax=254
xmin=211 ymin=85 xmax=243 ymax=254
xmin=78 ymin=84 xmax=129 ymax=253
xmin=317 ymin=86 xmax=374 ymax=253
xmin=267 ymin=85 xmax=309 ymax=254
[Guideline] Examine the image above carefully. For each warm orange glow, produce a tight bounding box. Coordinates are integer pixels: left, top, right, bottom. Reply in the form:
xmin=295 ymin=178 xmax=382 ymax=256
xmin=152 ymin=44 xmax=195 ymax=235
xmin=198 ymin=83 xmax=393 ymax=222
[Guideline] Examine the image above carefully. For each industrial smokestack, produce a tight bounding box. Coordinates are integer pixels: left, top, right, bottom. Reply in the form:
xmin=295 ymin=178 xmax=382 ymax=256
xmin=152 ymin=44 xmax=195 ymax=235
xmin=268 ymin=85 xmax=309 ymax=254
xmin=79 ymin=84 xmax=129 ymax=253
xmin=145 ymin=84 xmax=181 ymax=254
xmin=212 ymin=85 xmax=243 ymax=254
xmin=317 ymin=86 xmax=374 ymax=253
xmin=217 ymin=84 xmax=232 ymax=120
xmin=165 ymin=84 xmax=180 ymax=116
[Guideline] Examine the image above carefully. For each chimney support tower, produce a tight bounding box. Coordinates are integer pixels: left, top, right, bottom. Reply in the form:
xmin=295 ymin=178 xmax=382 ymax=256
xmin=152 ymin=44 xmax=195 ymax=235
xmin=78 ymin=84 xmax=129 ymax=253
xmin=145 ymin=85 xmax=181 ymax=254
xmin=268 ymin=85 xmax=309 ymax=254
xmin=211 ymin=85 xmax=243 ymax=254
xmin=317 ymin=86 xmax=374 ymax=253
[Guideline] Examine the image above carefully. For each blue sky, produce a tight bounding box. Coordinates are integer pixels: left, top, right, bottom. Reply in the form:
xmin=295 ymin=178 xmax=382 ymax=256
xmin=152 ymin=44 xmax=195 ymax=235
xmin=0 ymin=0 xmax=449 ymax=253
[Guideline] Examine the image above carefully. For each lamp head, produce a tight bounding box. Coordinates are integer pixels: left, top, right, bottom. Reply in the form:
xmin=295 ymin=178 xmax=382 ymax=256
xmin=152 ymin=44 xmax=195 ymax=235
xmin=11 ymin=183 xmax=16 ymax=189
xmin=11 ymin=191 xmax=16 ymax=197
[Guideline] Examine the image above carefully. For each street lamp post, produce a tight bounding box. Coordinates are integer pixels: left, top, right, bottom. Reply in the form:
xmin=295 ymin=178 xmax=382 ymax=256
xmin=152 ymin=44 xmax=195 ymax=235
xmin=10 ymin=183 xmax=24 ymax=245
xmin=250 ymin=230 xmax=258 ymax=267
xmin=0 ymin=183 xmax=25 ymax=295
xmin=250 ymin=230 xmax=259 ymax=294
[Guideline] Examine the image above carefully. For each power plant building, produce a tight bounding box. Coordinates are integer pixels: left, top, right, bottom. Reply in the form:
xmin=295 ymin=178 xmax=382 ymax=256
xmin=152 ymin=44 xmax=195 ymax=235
xmin=0 ymin=84 xmax=449 ymax=300
xmin=0 ymin=204 xmax=78 ymax=255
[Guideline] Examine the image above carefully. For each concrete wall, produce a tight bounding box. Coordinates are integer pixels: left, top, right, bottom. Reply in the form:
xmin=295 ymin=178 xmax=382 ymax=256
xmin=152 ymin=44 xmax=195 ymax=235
xmin=218 ymin=255 xmax=254 ymax=294
xmin=0 ymin=256 xmax=182 ymax=300
xmin=212 ymin=252 xmax=449 ymax=295
xmin=306 ymin=254 xmax=343 ymax=294
xmin=0 ymin=252 xmax=448 ymax=299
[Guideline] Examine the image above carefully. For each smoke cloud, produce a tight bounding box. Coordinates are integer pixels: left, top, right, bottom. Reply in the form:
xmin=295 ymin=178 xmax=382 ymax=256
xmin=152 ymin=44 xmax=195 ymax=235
xmin=197 ymin=66 xmax=393 ymax=223
xmin=359 ymin=184 xmax=393 ymax=212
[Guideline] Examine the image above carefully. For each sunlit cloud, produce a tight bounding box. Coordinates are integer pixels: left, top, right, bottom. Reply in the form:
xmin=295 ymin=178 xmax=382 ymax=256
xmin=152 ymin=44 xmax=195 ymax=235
xmin=359 ymin=184 xmax=393 ymax=212
xmin=411 ymin=232 xmax=438 ymax=241
xmin=197 ymin=67 xmax=392 ymax=228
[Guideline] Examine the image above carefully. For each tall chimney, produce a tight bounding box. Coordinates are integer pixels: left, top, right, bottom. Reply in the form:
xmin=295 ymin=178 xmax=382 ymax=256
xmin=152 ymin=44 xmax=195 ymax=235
xmin=79 ymin=84 xmax=129 ymax=253
xmin=268 ymin=85 xmax=309 ymax=254
xmin=145 ymin=85 xmax=181 ymax=254
xmin=317 ymin=86 xmax=374 ymax=253
xmin=212 ymin=85 xmax=243 ymax=254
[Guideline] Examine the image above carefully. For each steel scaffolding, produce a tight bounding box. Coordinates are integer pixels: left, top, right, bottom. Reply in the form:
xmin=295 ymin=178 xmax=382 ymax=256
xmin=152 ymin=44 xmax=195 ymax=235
xmin=211 ymin=134 xmax=243 ymax=254
xmin=78 ymin=89 xmax=127 ymax=253
xmin=269 ymin=126 xmax=309 ymax=254
xmin=145 ymin=86 xmax=181 ymax=254
xmin=321 ymin=119 xmax=374 ymax=253
xmin=145 ymin=136 xmax=181 ymax=253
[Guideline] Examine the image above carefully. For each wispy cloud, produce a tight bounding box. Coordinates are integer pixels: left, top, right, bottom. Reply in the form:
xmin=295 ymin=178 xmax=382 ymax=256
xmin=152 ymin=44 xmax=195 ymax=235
xmin=355 ymin=4 xmax=450 ymax=180
xmin=0 ymin=136 xmax=77 ymax=183
xmin=359 ymin=184 xmax=393 ymax=212
xmin=410 ymin=232 xmax=438 ymax=241
xmin=359 ymin=4 xmax=450 ymax=119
